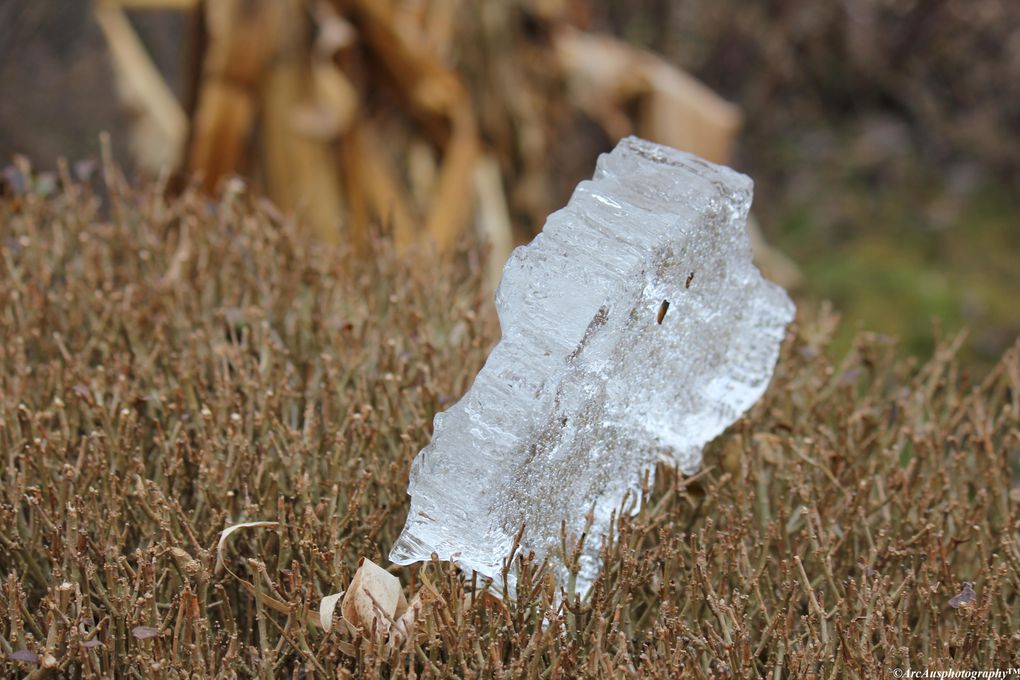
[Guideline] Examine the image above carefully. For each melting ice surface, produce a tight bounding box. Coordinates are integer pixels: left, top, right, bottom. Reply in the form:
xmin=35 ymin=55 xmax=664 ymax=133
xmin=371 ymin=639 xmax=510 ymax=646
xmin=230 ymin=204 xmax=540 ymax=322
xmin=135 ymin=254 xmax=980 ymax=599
xmin=389 ymin=136 xmax=795 ymax=596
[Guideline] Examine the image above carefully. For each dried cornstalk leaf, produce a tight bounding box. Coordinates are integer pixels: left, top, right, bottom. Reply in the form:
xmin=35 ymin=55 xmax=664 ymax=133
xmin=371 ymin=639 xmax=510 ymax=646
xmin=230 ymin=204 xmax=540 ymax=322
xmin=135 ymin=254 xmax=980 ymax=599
xmin=109 ymin=0 xmax=199 ymax=8
xmin=313 ymin=1 xmax=357 ymax=55
xmin=187 ymin=82 xmax=256 ymax=192
xmin=203 ymin=0 xmax=285 ymax=81
xmin=344 ymin=0 xmax=480 ymax=252
xmin=747 ymin=215 xmax=803 ymax=290
xmin=345 ymin=0 xmax=462 ymax=120
xmin=424 ymin=109 xmax=477 ymax=252
xmin=289 ymin=62 xmax=358 ymax=140
xmin=472 ymin=154 xmax=515 ymax=290
xmin=555 ymin=27 xmax=741 ymax=165
xmin=94 ymin=3 xmax=187 ymax=172
xmin=341 ymin=123 xmax=416 ymax=249
xmin=257 ymin=0 xmax=346 ymax=244
xmin=261 ymin=62 xmax=346 ymax=244
xmin=189 ymin=0 xmax=286 ymax=191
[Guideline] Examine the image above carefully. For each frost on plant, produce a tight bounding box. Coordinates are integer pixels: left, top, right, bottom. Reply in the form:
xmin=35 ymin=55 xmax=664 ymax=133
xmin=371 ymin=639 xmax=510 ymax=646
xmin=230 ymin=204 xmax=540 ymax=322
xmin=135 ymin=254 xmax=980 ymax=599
xmin=390 ymin=136 xmax=795 ymax=596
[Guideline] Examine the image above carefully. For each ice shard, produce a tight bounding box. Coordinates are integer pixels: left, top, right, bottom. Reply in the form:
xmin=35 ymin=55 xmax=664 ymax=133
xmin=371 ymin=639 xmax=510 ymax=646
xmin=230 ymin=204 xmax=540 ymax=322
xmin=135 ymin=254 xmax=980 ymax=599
xmin=390 ymin=136 xmax=795 ymax=595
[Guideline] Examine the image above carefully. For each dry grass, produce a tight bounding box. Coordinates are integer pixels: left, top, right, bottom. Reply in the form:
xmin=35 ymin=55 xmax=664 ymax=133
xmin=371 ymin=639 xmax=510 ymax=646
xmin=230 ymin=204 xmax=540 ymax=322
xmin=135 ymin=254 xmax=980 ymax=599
xmin=1 ymin=169 xmax=1019 ymax=678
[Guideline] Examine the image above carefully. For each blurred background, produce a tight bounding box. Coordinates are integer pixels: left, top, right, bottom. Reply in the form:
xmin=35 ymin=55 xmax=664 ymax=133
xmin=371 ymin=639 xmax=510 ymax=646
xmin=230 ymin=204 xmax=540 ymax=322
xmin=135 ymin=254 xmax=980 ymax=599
xmin=2 ymin=0 xmax=1018 ymax=369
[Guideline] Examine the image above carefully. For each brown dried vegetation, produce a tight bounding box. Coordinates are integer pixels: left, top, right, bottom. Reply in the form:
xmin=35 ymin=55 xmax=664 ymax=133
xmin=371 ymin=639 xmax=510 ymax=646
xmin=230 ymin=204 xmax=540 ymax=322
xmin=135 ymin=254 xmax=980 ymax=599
xmin=1 ymin=168 xmax=1019 ymax=677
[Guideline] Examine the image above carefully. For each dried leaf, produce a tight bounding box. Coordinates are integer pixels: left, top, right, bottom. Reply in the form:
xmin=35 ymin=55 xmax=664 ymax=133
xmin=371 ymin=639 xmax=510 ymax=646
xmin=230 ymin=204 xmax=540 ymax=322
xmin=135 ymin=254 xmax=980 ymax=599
xmin=213 ymin=521 xmax=294 ymax=616
xmin=215 ymin=521 xmax=280 ymax=572
xmin=2 ymin=166 xmax=27 ymax=195
xmin=131 ymin=625 xmax=161 ymax=640
xmin=949 ymin=582 xmax=976 ymax=609
xmin=386 ymin=591 xmax=425 ymax=651
xmin=319 ymin=590 xmax=345 ymax=632
xmin=72 ymin=159 xmax=97 ymax=183
xmin=9 ymin=649 xmax=39 ymax=664
xmin=341 ymin=558 xmax=407 ymax=638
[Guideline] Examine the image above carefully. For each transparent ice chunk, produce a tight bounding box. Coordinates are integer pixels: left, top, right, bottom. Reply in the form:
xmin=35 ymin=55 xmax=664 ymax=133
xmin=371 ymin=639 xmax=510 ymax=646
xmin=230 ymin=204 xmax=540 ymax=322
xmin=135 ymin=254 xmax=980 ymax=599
xmin=390 ymin=136 xmax=795 ymax=596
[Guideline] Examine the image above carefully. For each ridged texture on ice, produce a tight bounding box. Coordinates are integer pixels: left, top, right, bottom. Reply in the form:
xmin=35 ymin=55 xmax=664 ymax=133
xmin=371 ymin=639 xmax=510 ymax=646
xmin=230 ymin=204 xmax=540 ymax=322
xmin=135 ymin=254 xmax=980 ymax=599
xmin=389 ymin=137 xmax=795 ymax=595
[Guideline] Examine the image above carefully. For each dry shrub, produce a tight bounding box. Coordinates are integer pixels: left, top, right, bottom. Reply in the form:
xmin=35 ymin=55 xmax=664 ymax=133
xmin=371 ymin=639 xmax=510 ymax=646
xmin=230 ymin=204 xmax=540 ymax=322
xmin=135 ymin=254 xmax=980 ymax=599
xmin=1 ymin=170 xmax=1019 ymax=677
